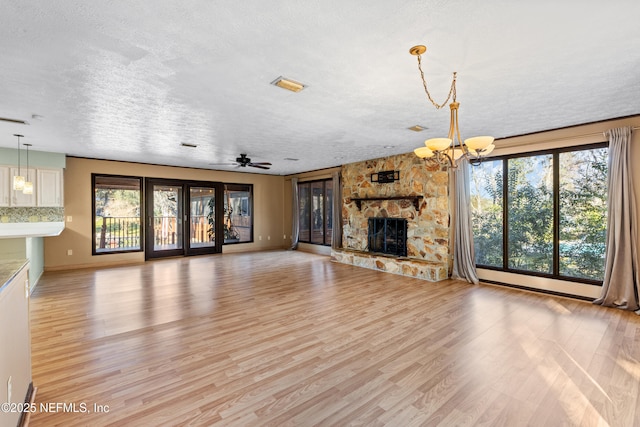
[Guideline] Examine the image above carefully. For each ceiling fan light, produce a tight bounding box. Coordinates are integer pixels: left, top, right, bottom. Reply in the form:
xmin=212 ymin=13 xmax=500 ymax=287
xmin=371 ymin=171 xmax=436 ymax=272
xmin=414 ymin=146 xmax=434 ymax=158
xmin=464 ymin=136 xmax=494 ymax=151
xmin=425 ymin=137 xmax=452 ymax=152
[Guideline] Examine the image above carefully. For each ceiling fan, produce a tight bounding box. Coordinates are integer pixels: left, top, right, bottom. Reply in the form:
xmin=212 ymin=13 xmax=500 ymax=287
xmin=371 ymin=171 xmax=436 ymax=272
xmin=210 ymin=154 xmax=272 ymax=170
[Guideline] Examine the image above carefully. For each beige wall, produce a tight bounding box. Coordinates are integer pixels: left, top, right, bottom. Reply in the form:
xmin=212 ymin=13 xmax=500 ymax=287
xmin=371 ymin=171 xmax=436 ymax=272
xmin=477 ymin=116 xmax=640 ymax=298
xmin=44 ymin=157 xmax=286 ymax=270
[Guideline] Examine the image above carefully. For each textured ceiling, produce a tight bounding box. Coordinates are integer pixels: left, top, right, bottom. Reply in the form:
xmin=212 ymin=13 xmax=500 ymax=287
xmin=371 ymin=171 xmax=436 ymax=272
xmin=1 ymin=1 xmax=639 ymax=175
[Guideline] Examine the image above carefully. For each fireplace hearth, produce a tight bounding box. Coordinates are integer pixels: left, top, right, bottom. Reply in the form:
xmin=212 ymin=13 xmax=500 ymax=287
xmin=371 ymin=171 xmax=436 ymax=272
xmin=367 ymin=217 xmax=407 ymax=257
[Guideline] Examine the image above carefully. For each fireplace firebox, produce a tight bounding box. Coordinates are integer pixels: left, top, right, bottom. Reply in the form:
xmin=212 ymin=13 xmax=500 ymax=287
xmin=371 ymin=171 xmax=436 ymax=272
xmin=367 ymin=217 xmax=407 ymax=257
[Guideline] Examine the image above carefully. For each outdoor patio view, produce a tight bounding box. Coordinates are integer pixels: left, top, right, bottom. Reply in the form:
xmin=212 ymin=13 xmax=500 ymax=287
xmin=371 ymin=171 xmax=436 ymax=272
xmin=470 ymin=145 xmax=608 ymax=282
xmin=94 ymin=177 xmax=253 ymax=253
xmin=94 ymin=175 xmax=142 ymax=253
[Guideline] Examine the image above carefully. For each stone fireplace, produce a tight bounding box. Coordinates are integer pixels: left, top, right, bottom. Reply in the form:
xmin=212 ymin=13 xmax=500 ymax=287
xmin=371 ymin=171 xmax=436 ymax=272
xmin=331 ymin=152 xmax=449 ymax=282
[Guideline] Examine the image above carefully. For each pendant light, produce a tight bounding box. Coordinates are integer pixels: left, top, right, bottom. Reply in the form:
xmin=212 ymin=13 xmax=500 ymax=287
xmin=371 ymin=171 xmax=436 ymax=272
xmin=23 ymin=143 xmax=33 ymax=195
xmin=409 ymin=45 xmax=495 ymax=168
xmin=12 ymin=134 xmax=25 ymax=190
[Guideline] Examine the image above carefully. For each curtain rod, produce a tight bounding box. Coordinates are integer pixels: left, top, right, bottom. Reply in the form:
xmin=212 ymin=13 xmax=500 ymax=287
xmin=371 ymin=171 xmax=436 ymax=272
xmin=601 ymin=126 xmax=640 ymax=139
xmin=499 ymin=126 xmax=639 ymax=148
xmin=546 ymin=126 xmax=640 ymax=141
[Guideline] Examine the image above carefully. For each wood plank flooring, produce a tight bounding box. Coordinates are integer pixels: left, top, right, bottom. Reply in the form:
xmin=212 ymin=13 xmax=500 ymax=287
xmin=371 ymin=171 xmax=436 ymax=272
xmin=28 ymin=251 xmax=640 ymax=426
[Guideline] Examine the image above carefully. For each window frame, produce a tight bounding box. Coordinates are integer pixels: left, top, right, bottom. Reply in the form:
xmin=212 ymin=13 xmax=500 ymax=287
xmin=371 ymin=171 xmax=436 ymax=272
xmin=223 ymin=183 xmax=254 ymax=245
xmin=92 ymin=173 xmax=144 ymax=255
xmin=472 ymin=142 xmax=608 ymax=286
xmin=297 ymin=178 xmax=333 ymax=247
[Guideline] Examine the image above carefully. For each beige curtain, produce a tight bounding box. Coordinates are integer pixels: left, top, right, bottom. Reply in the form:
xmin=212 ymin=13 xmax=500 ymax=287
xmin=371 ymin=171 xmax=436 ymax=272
xmin=593 ymin=127 xmax=640 ymax=313
xmin=451 ymin=158 xmax=479 ymax=284
xmin=289 ymin=178 xmax=299 ymax=250
xmin=331 ymin=171 xmax=342 ymax=249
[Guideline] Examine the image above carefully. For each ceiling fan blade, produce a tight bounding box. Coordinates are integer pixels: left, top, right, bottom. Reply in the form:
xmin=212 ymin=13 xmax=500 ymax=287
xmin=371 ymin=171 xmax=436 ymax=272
xmin=208 ymin=163 xmax=238 ymax=166
xmin=249 ymin=162 xmax=272 ymax=166
xmin=249 ymin=164 xmax=271 ymax=170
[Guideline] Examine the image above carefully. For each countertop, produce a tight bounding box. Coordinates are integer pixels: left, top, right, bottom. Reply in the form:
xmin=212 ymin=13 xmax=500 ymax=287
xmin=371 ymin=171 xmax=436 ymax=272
xmin=0 ymin=221 xmax=65 ymax=239
xmin=0 ymin=258 xmax=28 ymax=293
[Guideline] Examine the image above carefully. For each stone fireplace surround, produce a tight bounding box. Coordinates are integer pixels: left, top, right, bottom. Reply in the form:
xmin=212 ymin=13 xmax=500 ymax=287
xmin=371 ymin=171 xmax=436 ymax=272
xmin=331 ymin=153 xmax=450 ymax=282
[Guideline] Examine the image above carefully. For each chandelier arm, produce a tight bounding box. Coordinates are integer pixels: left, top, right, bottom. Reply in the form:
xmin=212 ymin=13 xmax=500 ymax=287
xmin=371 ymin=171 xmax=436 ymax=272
xmin=434 ymin=150 xmax=454 ymax=168
xmin=416 ymin=54 xmax=457 ymax=109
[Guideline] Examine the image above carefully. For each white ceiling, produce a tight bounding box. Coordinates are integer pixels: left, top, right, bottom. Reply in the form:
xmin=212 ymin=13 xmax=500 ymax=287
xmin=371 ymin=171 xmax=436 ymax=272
xmin=1 ymin=1 xmax=639 ymax=175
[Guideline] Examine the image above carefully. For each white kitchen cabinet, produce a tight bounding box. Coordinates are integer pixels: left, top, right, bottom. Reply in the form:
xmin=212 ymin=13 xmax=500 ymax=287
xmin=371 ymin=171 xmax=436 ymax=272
xmin=0 ymin=261 xmax=32 ymax=427
xmin=9 ymin=167 xmax=36 ymax=207
xmin=0 ymin=166 xmax=9 ymax=206
xmin=37 ymin=168 xmax=64 ymax=207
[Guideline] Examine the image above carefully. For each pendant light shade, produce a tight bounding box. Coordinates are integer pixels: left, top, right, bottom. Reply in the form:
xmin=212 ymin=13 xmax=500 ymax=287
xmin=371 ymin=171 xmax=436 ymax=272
xmin=22 ymin=181 xmax=33 ymax=195
xmin=23 ymin=143 xmax=33 ymax=195
xmin=12 ymin=134 xmax=25 ymax=190
xmin=13 ymin=175 xmax=25 ymax=191
xmin=425 ymin=138 xmax=453 ymax=152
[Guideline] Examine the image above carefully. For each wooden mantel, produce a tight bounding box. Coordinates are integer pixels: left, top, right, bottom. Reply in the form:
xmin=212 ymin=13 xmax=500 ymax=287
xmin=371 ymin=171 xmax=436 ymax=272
xmin=350 ymin=196 xmax=423 ymax=211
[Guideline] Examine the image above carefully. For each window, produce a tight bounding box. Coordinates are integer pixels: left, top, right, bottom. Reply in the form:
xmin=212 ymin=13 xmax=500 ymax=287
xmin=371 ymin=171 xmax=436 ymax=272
xmin=93 ymin=174 xmax=142 ymax=254
xmin=224 ymin=184 xmax=253 ymax=244
xmin=470 ymin=144 xmax=608 ymax=283
xmin=298 ymin=179 xmax=333 ymax=246
xmin=507 ymin=154 xmax=554 ymax=273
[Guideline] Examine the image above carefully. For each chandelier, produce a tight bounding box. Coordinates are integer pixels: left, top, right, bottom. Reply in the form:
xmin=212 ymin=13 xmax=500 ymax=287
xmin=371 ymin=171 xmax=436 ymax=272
xmin=410 ymin=45 xmax=495 ymax=168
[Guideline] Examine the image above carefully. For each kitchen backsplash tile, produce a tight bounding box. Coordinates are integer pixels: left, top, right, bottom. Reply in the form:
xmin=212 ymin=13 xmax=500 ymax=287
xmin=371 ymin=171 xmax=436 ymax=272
xmin=0 ymin=207 xmax=64 ymax=223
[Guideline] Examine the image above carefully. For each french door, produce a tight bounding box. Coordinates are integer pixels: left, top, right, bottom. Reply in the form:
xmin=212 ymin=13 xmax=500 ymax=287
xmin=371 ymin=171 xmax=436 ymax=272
xmin=145 ymin=179 xmax=223 ymax=259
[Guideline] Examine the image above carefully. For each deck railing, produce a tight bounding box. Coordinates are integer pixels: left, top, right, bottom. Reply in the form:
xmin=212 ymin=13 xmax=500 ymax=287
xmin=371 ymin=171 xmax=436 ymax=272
xmin=96 ymin=216 xmax=141 ymax=251
xmin=96 ymin=215 xmax=217 ymax=251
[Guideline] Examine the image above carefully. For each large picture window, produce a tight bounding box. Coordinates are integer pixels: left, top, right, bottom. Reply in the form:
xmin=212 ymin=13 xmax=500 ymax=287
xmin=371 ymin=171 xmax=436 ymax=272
xmin=93 ymin=174 xmax=142 ymax=254
xmin=298 ymin=179 xmax=333 ymax=246
xmin=470 ymin=144 xmax=608 ymax=283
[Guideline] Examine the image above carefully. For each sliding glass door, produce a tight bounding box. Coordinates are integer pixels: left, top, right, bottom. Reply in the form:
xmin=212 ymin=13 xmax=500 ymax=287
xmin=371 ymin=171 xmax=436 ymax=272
xmin=145 ymin=179 xmax=223 ymax=259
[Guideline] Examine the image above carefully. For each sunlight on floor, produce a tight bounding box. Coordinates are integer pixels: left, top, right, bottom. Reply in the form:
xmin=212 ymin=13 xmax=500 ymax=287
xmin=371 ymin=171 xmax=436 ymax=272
xmin=544 ymin=298 xmax=572 ymax=315
xmin=519 ymin=330 xmax=609 ymax=425
xmin=616 ymin=357 xmax=640 ymax=381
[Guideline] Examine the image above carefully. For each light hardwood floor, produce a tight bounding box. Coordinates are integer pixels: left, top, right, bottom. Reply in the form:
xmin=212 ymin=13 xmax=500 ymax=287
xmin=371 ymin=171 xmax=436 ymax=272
xmin=28 ymin=251 xmax=640 ymax=426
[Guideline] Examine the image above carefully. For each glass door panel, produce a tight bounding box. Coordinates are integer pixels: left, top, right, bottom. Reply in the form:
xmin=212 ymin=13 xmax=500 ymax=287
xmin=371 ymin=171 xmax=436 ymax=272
xmin=299 ymin=183 xmax=310 ymax=242
xmin=153 ymin=185 xmax=183 ymax=251
xmin=311 ymin=181 xmax=325 ymax=244
xmin=146 ymin=180 xmax=184 ymax=259
xmin=189 ymin=186 xmax=216 ymax=249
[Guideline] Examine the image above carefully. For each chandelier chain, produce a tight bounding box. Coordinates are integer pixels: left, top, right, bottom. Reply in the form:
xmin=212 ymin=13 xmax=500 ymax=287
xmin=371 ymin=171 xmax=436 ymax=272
xmin=416 ymin=54 xmax=457 ymax=109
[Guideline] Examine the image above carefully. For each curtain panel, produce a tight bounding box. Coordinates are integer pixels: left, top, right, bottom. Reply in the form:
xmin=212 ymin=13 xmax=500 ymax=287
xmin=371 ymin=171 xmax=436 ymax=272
xmin=331 ymin=171 xmax=342 ymax=249
xmin=289 ymin=177 xmax=300 ymax=250
xmin=594 ymin=127 xmax=640 ymax=313
xmin=452 ymin=158 xmax=480 ymax=284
